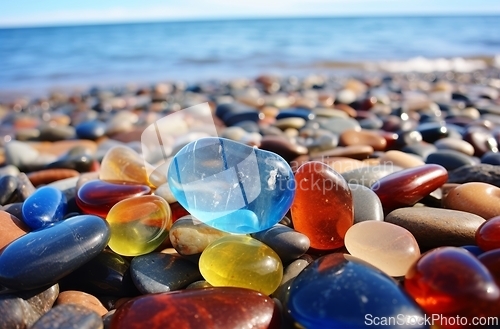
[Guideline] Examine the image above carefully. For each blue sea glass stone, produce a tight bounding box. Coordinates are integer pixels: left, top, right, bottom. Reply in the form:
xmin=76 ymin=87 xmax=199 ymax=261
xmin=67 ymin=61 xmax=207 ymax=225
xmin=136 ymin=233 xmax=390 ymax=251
xmin=22 ymin=186 xmax=67 ymax=230
xmin=287 ymin=253 xmax=429 ymax=329
xmin=168 ymin=137 xmax=295 ymax=234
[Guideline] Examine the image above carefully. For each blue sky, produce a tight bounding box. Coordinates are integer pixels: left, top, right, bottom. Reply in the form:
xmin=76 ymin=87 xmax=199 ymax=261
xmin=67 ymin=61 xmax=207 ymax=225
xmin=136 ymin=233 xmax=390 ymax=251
xmin=1 ymin=0 xmax=500 ymax=27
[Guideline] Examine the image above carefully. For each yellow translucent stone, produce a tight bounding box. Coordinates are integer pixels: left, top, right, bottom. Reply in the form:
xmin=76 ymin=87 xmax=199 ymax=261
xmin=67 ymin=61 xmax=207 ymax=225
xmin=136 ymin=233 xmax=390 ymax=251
xmin=106 ymin=195 xmax=172 ymax=256
xmin=344 ymin=221 xmax=420 ymax=277
xmin=199 ymin=235 xmax=283 ymax=295
xmin=100 ymin=145 xmax=159 ymax=188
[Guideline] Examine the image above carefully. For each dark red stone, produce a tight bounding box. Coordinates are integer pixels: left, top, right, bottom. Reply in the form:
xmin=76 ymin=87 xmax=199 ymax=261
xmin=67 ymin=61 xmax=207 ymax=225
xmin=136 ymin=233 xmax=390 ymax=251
xmin=76 ymin=179 xmax=151 ymax=217
xmin=405 ymin=247 xmax=500 ymax=328
xmin=464 ymin=126 xmax=499 ymax=157
xmin=476 ymin=216 xmax=500 ymax=251
xmin=478 ymin=249 xmax=500 ymax=288
xmin=111 ymin=287 xmax=280 ymax=329
xmin=170 ymin=202 xmax=190 ymax=223
xmin=372 ymin=164 xmax=448 ymax=212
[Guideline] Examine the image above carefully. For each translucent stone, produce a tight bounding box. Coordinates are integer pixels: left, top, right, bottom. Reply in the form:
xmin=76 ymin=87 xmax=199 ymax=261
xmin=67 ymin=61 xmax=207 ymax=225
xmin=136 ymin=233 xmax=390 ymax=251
xmin=291 ymin=161 xmax=353 ymax=250
xmin=76 ymin=179 xmax=151 ymax=218
xmin=22 ymin=186 xmax=67 ymax=230
xmin=106 ymin=195 xmax=172 ymax=256
xmin=168 ymin=137 xmax=295 ymax=234
xmin=344 ymin=221 xmax=420 ymax=276
xmin=100 ymin=145 xmax=157 ymax=188
xmin=199 ymin=235 xmax=283 ymax=295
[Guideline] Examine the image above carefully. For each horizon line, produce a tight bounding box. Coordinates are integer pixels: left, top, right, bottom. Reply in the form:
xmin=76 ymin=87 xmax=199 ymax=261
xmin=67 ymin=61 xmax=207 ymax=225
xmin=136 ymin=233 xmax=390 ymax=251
xmin=1 ymin=12 xmax=500 ymax=30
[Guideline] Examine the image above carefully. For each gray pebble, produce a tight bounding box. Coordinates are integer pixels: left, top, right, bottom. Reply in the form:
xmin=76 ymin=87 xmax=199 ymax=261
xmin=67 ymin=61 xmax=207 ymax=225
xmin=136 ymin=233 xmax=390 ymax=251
xmin=251 ymin=224 xmax=310 ymax=263
xmin=349 ymin=183 xmax=384 ymax=223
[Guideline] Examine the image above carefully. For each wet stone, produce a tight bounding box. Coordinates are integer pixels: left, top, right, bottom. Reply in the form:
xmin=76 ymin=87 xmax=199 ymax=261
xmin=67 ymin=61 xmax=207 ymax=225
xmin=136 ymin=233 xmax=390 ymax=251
xmin=349 ymin=183 xmax=384 ymax=223
xmin=0 ymin=215 xmax=110 ymax=290
xmin=372 ymin=164 xmax=448 ymax=212
xmin=169 ymin=216 xmax=228 ymax=256
xmin=199 ymin=235 xmax=283 ymax=295
xmin=30 ymin=304 xmax=103 ymax=329
xmin=0 ymin=284 xmax=59 ymax=329
xmin=111 ymin=287 xmax=279 ymax=329
xmin=416 ymin=122 xmax=449 ymax=143
xmin=475 ymin=216 xmax=500 ymax=251
xmin=291 ymin=161 xmax=353 ymax=251
xmin=168 ymin=137 xmax=295 ymax=234
xmin=0 ymin=175 xmax=18 ymax=205
xmin=287 ymin=253 xmax=427 ymax=329
xmin=130 ymin=252 xmax=202 ymax=294
xmin=425 ymin=149 xmax=476 ymax=171
xmin=344 ymin=221 xmax=420 ymax=276
xmin=405 ymin=247 xmax=500 ymax=325
xmin=76 ymin=179 xmax=151 ymax=218
xmin=444 ymin=182 xmax=500 ymax=219
xmin=16 ymin=173 xmax=36 ymax=201
xmin=447 ymin=164 xmax=500 ymax=188
xmin=464 ymin=126 xmax=499 ymax=157
xmin=251 ymin=224 xmax=310 ymax=263
xmin=22 ymin=186 xmax=67 ymax=230
xmin=60 ymin=249 xmax=139 ymax=297
xmin=28 ymin=168 xmax=80 ymax=187
xmin=386 ymin=207 xmax=485 ymax=250
xmin=106 ymin=195 xmax=171 ymax=256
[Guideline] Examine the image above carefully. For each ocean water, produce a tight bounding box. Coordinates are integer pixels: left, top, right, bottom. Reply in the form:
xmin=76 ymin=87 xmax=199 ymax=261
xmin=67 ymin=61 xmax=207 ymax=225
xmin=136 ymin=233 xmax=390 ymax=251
xmin=0 ymin=16 xmax=499 ymax=92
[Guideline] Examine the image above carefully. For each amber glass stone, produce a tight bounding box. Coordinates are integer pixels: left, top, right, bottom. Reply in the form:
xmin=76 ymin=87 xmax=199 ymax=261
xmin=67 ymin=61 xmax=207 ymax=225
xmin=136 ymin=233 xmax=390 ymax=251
xmin=76 ymin=179 xmax=151 ymax=218
xmin=291 ymin=161 xmax=353 ymax=250
xmin=405 ymin=247 xmax=500 ymax=328
xmin=372 ymin=164 xmax=448 ymax=212
xmin=111 ymin=287 xmax=280 ymax=329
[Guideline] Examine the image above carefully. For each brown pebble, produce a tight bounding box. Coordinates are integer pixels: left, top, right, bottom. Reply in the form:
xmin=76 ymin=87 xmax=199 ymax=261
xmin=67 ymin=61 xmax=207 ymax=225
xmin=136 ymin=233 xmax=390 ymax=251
xmin=333 ymin=104 xmax=357 ymax=117
xmin=379 ymin=150 xmax=425 ymax=168
xmin=28 ymin=169 xmax=80 ymax=187
xmin=0 ymin=210 xmax=29 ymax=251
xmin=56 ymin=291 xmax=108 ymax=316
xmin=339 ymin=129 xmax=387 ymax=151
xmin=259 ymin=135 xmax=308 ymax=163
xmin=385 ymin=207 xmax=485 ymax=250
xmin=443 ymin=182 xmax=500 ymax=220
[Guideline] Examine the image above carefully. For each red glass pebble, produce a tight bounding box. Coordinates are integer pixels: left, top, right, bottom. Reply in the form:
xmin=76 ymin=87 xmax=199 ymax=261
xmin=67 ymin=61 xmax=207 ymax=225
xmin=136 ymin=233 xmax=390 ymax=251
xmin=291 ymin=161 xmax=353 ymax=251
xmin=111 ymin=287 xmax=280 ymax=329
xmin=476 ymin=216 xmax=500 ymax=251
xmin=169 ymin=202 xmax=190 ymax=223
xmin=405 ymin=247 xmax=500 ymax=328
xmin=372 ymin=164 xmax=448 ymax=212
xmin=76 ymin=179 xmax=151 ymax=218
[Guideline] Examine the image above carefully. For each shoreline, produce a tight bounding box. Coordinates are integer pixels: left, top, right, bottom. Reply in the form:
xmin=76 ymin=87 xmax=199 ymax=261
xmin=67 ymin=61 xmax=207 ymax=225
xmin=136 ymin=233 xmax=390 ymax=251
xmin=1 ymin=54 xmax=499 ymax=103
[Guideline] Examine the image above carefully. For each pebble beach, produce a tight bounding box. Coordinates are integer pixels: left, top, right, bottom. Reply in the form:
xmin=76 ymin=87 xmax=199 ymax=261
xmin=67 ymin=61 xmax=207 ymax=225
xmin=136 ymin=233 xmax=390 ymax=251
xmin=2 ymin=15 xmax=500 ymax=328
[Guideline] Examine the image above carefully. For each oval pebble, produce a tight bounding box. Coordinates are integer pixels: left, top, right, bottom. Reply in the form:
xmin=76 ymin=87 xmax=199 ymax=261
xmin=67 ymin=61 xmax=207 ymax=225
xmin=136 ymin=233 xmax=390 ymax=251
xmin=288 ymin=253 xmax=427 ymax=329
xmin=111 ymin=287 xmax=279 ymax=329
xmin=349 ymin=183 xmax=384 ymax=223
xmin=22 ymin=186 xmax=68 ymax=230
xmin=199 ymin=235 xmax=283 ymax=295
xmin=444 ymin=182 xmax=500 ymax=219
xmin=56 ymin=291 xmax=108 ymax=316
xmin=386 ymin=207 xmax=485 ymax=250
xmin=0 ymin=215 xmax=110 ymax=290
xmin=345 ymin=221 xmax=420 ymax=276
xmin=251 ymin=224 xmax=310 ymax=263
